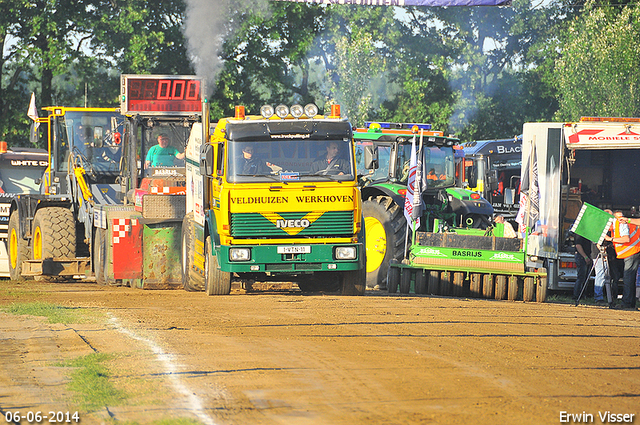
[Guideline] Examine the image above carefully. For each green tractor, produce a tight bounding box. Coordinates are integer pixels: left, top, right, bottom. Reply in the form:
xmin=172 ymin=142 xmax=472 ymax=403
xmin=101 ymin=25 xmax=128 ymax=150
xmin=354 ymin=122 xmax=494 ymax=290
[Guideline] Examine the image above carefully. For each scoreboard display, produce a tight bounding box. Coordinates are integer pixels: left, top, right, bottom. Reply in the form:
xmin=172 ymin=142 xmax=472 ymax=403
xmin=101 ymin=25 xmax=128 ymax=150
xmin=120 ymin=74 xmax=203 ymax=115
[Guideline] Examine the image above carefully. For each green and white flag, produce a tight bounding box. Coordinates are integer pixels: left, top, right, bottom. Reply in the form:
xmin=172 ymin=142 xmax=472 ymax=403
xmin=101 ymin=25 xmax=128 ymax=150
xmin=570 ymin=203 xmax=614 ymax=245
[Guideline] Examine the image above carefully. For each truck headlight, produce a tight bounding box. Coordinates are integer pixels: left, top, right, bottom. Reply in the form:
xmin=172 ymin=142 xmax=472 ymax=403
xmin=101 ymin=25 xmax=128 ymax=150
xmin=334 ymin=246 xmax=357 ymax=260
xmin=229 ymin=248 xmax=251 ymax=261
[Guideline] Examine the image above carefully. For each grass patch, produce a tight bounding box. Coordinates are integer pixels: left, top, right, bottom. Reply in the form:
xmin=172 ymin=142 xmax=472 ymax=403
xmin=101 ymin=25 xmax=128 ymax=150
xmin=1 ymin=301 xmax=92 ymax=324
xmin=58 ymin=353 xmax=127 ymax=412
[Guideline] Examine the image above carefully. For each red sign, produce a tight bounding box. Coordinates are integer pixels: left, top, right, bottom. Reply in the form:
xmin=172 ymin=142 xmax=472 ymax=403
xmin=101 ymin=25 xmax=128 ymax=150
xmin=121 ymin=75 xmax=203 ymax=115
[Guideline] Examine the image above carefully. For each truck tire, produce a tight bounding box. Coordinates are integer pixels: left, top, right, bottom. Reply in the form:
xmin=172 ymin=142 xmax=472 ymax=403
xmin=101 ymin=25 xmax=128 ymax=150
xmin=387 ymin=266 xmax=400 ymax=293
xmin=440 ymin=271 xmax=452 ymax=296
xmin=8 ymin=212 xmax=30 ymax=280
xmin=523 ymin=277 xmax=535 ymax=302
xmin=93 ymin=228 xmax=106 ymax=285
xmin=204 ymin=236 xmax=231 ymax=295
xmin=415 ymin=269 xmax=426 ymax=294
xmin=363 ymin=196 xmax=406 ymax=289
xmin=182 ymin=213 xmax=204 ymax=292
xmin=341 ymin=268 xmax=366 ymax=296
xmin=32 ymin=207 xmax=76 ymax=260
xmin=536 ymin=277 xmax=548 ymax=303
xmin=482 ymin=274 xmax=494 ymax=298
xmin=470 ymin=273 xmax=482 ymax=297
xmin=452 ymin=272 xmax=465 ymax=297
xmin=495 ymin=275 xmax=507 ymax=300
xmin=399 ymin=268 xmax=411 ymax=294
xmin=507 ymin=276 xmax=518 ymax=301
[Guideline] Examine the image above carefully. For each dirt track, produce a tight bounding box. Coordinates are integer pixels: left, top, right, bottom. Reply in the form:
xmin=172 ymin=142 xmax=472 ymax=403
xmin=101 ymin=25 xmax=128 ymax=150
xmin=1 ymin=280 xmax=639 ymax=425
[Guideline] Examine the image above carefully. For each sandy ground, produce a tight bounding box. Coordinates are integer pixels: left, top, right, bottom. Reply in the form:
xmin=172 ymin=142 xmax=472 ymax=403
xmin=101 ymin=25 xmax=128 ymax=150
xmin=0 ymin=280 xmax=639 ymax=425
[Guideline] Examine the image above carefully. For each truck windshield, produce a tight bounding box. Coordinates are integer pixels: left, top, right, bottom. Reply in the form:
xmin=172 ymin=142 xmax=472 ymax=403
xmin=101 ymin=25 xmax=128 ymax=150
xmin=226 ymin=139 xmax=355 ymax=183
xmin=0 ymin=164 xmax=45 ymax=193
xmin=63 ymin=111 xmax=124 ymax=175
xmin=397 ymin=144 xmax=455 ymax=189
xmin=142 ymin=125 xmax=190 ymax=173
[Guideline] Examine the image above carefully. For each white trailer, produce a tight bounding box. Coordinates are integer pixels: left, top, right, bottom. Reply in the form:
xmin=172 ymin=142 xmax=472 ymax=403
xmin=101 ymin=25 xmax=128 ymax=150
xmin=520 ymin=118 xmax=640 ymax=291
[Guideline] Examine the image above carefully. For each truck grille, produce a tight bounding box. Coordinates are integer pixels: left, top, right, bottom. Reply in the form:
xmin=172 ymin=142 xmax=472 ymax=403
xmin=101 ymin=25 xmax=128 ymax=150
xmin=230 ymin=211 xmax=354 ymax=238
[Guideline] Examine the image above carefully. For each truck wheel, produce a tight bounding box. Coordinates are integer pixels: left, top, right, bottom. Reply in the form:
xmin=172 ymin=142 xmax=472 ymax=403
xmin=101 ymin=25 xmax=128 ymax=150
xmin=363 ymin=196 xmax=405 ymax=289
xmin=8 ymin=212 xmax=30 ymax=280
xmin=536 ymin=277 xmax=548 ymax=303
xmin=469 ymin=273 xmax=482 ymax=297
xmin=93 ymin=228 xmax=106 ymax=285
xmin=415 ymin=269 xmax=426 ymax=294
xmin=341 ymin=268 xmax=366 ymax=296
xmin=440 ymin=271 xmax=452 ymax=296
xmin=482 ymin=274 xmax=494 ymax=298
xmin=452 ymin=272 xmax=464 ymax=297
xmin=495 ymin=275 xmax=507 ymax=300
xmin=387 ymin=266 xmax=400 ymax=293
xmin=507 ymin=276 xmax=518 ymax=301
xmin=399 ymin=268 xmax=411 ymax=294
xmin=32 ymin=207 xmax=76 ymax=260
xmin=182 ymin=213 xmax=204 ymax=292
xmin=523 ymin=277 xmax=535 ymax=302
xmin=428 ymin=271 xmax=439 ymax=295
xmin=204 ymin=236 xmax=231 ymax=295
xmin=463 ymin=214 xmax=490 ymax=229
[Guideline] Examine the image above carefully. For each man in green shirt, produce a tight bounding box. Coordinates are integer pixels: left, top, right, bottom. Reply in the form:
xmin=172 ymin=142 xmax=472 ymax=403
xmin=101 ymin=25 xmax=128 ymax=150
xmin=145 ymin=134 xmax=185 ymax=167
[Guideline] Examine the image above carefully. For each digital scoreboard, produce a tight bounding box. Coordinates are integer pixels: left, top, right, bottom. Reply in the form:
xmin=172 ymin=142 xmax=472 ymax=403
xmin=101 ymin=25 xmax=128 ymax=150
xmin=120 ymin=74 xmax=203 ymax=115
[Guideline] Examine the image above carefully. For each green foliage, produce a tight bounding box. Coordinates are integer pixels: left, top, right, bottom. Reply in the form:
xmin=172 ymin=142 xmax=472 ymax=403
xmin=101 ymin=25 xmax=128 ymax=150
xmin=554 ymin=2 xmax=640 ymax=120
xmin=2 ymin=302 xmax=92 ymax=324
xmin=59 ymin=353 xmax=127 ymax=412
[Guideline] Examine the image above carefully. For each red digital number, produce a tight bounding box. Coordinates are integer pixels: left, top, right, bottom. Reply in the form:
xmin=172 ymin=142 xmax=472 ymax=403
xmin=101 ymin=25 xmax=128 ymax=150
xmin=185 ymin=81 xmax=200 ymax=100
xmin=143 ymin=80 xmax=158 ymax=100
xmin=157 ymin=80 xmax=172 ymax=100
xmin=171 ymin=80 xmax=185 ymax=100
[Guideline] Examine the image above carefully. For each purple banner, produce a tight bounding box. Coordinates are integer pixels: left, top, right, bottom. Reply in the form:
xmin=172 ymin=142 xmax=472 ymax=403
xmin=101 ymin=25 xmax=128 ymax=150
xmin=274 ymin=0 xmax=510 ymax=6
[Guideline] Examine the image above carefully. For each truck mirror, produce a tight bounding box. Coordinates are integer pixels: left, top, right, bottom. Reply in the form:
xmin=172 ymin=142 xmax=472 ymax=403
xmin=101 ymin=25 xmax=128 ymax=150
xmin=200 ymin=143 xmax=214 ymax=176
xmin=468 ymin=167 xmax=477 ymax=189
xmin=364 ymin=145 xmax=378 ymax=169
xmin=487 ymin=169 xmax=498 ymax=191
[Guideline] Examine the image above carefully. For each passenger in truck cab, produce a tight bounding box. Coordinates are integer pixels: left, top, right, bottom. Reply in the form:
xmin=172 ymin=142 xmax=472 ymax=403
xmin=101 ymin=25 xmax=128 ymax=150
xmin=310 ymin=141 xmax=349 ymax=175
xmin=145 ymin=133 xmax=185 ymax=167
xmin=236 ymin=144 xmax=270 ymax=175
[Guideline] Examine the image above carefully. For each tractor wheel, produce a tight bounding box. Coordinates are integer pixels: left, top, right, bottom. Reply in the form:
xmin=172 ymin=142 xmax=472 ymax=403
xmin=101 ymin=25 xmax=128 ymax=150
xmin=536 ymin=277 xmax=548 ymax=303
xmin=32 ymin=207 xmax=76 ymax=260
xmin=428 ymin=271 xmax=440 ymax=295
xmin=507 ymin=276 xmax=519 ymax=301
xmin=482 ymin=274 xmax=495 ymax=299
xmin=452 ymin=272 xmax=465 ymax=297
xmin=495 ymin=275 xmax=507 ymax=300
xmin=414 ymin=269 xmax=426 ymax=294
xmin=399 ymin=268 xmax=411 ymax=294
xmin=387 ymin=266 xmax=400 ymax=293
xmin=523 ymin=277 xmax=535 ymax=302
xmin=93 ymin=228 xmax=106 ymax=285
xmin=341 ymin=267 xmax=366 ymax=296
xmin=363 ymin=196 xmax=406 ymax=289
xmin=470 ymin=273 xmax=482 ymax=297
xmin=204 ymin=236 xmax=231 ymax=295
xmin=462 ymin=214 xmax=490 ymax=229
xmin=440 ymin=271 xmax=452 ymax=296
xmin=182 ymin=213 xmax=204 ymax=292
xmin=8 ymin=212 xmax=30 ymax=280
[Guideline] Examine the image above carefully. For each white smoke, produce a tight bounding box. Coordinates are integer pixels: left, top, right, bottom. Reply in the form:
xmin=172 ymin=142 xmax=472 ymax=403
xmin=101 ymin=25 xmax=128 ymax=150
xmin=183 ymin=0 xmax=270 ymax=97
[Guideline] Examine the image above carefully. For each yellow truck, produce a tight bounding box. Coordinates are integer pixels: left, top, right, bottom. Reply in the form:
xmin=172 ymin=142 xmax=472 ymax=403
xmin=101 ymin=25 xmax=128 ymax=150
xmin=181 ymin=103 xmax=366 ymax=295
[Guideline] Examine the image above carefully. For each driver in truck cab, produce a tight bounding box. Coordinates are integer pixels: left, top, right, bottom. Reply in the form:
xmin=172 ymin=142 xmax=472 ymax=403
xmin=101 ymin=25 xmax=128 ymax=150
xmin=145 ymin=133 xmax=185 ymax=167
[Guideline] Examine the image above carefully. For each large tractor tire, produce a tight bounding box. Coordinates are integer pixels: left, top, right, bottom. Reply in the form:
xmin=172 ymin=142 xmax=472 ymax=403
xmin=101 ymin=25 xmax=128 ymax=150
xmin=204 ymin=236 xmax=231 ymax=295
xmin=399 ymin=268 xmax=411 ymax=294
xmin=181 ymin=213 xmax=204 ymax=292
xmin=363 ymin=196 xmax=406 ymax=290
xmin=32 ymin=207 xmax=76 ymax=260
xmin=8 ymin=211 xmax=30 ymax=280
xmin=387 ymin=266 xmax=400 ymax=294
xmin=341 ymin=267 xmax=366 ymax=296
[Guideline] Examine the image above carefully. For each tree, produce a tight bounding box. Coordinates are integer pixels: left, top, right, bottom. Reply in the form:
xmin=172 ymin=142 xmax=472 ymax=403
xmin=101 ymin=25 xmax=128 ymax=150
xmin=554 ymin=2 xmax=640 ymax=120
